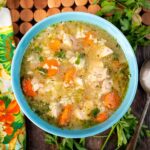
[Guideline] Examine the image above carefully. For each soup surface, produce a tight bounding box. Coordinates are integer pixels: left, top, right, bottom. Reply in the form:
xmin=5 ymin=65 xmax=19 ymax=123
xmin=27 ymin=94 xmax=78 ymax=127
xmin=21 ymin=21 xmax=129 ymax=129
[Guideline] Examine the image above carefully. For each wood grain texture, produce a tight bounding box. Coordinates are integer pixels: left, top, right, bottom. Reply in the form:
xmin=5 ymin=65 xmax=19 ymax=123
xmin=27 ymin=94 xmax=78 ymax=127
xmin=20 ymin=0 xmax=33 ymax=8
xmin=10 ymin=9 xmax=20 ymax=22
xmin=75 ymin=6 xmax=88 ymax=12
xmin=48 ymin=0 xmax=61 ymax=8
xmin=20 ymin=22 xmax=32 ymax=34
xmin=20 ymin=9 xmax=33 ymax=21
xmin=75 ymin=0 xmax=88 ymax=6
xmin=6 ymin=0 xmax=105 ymax=47
xmin=88 ymin=4 xmax=101 ymax=14
xmin=7 ymin=0 xmax=19 ymax=9
xmin=12 ymin=23 xmax=19 ymax=34
xmin=34 ymin=9 xmax=47 ymax=22
xmin=142 ymin=12 xmax=150 ymax=25
xmin=61 ymin=0 xmax=74 ymax=7
xmin=34 ymin=0 xmax=47 ymax=9
xmin=61 ymin=7 xmax=73 ymax=12
xmin=47 ymin=8 xmax=60 ymax=16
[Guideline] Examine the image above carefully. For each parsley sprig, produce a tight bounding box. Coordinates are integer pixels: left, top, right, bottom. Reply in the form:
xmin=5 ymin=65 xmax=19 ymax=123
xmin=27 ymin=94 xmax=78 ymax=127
xmin=45 ymin=134 xmax=86 ymax=150
xmin=45 ymin=109 xmax=150 ymax=150
xmin=96 ymin=0 xmax=150 ymax=51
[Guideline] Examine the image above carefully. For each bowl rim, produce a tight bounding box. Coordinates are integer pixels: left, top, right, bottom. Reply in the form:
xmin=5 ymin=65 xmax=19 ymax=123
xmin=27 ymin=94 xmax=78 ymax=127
xmin=11 ymin=12 xmax=138 ymax=138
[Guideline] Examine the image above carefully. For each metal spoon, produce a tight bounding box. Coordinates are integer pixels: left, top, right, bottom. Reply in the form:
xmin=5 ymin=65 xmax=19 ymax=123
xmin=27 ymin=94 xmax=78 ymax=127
xmin=126 ymin=60 xmax=150 ymax=150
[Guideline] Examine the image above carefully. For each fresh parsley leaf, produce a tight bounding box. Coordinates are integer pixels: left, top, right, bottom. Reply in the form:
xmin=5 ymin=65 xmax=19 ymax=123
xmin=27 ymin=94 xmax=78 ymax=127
xmin=101 ymin=109 xmax=136 ymax=149
xmin=97 ymin=1 xmax=116 ymax=16
xmin=34 ymin=46 xmax=42 ymax=52
xmin=75 ymin=57 xmax=80 ymax=65
xmin=45 ymin=133 xmax=58 ymax=146
xmin=39 ymin=56 xmax=44 ymax=62
xmin=75 ymin=53 xmax=85 ymax=65
xmin=79 ymin=138 xmax=85 ymax=145
xmin=55 ymin=49 xmax=66 ymax=59
xmin=120 ymin=19 xmax=130 ymax=31
xmin=140 ymin=124 xmax=150 ymax=138
xmin=74 ymin=141 xmax=86 ymax=150
xmin=45 ymin=133 xmax=86 ymax=150
xmin=37 ymin=67 xmax=48 ymax=75
xmin=91 ymin=108 xmax=100 ymax=117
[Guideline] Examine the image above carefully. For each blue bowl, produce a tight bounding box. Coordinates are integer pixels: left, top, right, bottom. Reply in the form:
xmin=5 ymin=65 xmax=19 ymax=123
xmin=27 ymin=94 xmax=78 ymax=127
xmin=11 ymin=12 xmax=138 ymax=138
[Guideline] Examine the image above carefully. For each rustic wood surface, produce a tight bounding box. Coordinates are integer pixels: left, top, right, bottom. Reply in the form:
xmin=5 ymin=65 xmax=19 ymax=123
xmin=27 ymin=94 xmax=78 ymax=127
xmin=7 ymin=0 xmax=150 ymax=149
xmin=7 ymin=0 xmax=101 ymax=42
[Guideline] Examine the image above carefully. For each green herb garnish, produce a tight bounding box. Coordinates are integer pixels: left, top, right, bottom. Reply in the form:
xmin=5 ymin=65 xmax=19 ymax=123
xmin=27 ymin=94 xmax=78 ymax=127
xmin=37 ymin=67 xmax=48 ymax=75
xmin=101 ymin=108 xmax=150 ymax=150
xmin=55 ymin=49 xmax=66 ymax=59
xmin=39 ymin=56 xmax=44 ymax=62
xmin=96 ymin=0 xmax=150 ymax=51
xmin=45 ymin=133 xmax=86 ymax=150
xmin=44 ymin=108 xmax=150 ymax=150
xmin=34 ymin=46 xmax=42 ymax=52
xmin=75 ymin=53 xmax=85 ymax=64
xmin=91 ymin=108 xmax=100 ymax=117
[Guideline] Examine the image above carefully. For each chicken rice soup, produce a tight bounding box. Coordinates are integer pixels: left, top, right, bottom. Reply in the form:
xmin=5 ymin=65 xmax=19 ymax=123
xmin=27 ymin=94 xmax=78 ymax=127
xmin=21 ymin=21 xmax=130 ymax=129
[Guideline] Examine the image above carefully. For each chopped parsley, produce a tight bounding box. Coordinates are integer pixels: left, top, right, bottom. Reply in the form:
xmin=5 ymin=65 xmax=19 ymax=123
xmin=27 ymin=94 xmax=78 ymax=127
xmin=91 ymin=108 xmax=100 ymax=117
xmin=39 ymin=56 xmax=44 ymax=62
xmin=75 ymin=53 xmax=85 ymax=64
xmin=37 ymin=67 xmax=48 ymax=75
xmin=34 ymin=46 xmax=42 ymax=52
xmin=55 ymin=49 xmax=66 ymax=59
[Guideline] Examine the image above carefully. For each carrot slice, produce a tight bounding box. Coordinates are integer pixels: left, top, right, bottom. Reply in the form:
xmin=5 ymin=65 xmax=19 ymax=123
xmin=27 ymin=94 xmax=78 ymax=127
xmin=102 ymin=91 xmax=120 ymax=110
xmin=58 ymin=104 xmax=72 ymax=126
xmin=82 ymin=32 xmax=93 ymax=47
xmin=64 ymin=67 xmax=76 ymax=85
xmin=43 ymin=59 xmax=60 ymax=77
xmin=22 ymin=79 xmax=36 ymax=97
xmin=95 ymin=112 xmax=108 ymax=123
xmin=48 ymin=39 xmax=61 ymax=52
xmin=44 ymin=59 xmax=60 ymax=67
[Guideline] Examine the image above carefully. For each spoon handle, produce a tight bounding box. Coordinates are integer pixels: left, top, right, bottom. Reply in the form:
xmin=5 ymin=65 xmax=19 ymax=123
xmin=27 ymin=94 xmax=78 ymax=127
xmin=126 ymin=94 xmax=150 ymax=150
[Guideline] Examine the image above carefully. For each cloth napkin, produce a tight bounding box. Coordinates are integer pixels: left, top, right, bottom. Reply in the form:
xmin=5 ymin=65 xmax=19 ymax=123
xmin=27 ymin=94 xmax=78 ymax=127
xmin=0 ymin=4 xmax=26 ymax=150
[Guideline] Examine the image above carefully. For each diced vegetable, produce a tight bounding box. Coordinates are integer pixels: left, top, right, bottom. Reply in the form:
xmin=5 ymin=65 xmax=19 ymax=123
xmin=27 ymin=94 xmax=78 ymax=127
xmin=44 ymin=59 xmax=60 ymax=67
xmin=64 ymin=67 xmax=76 ymax=85
xmin=58 ymin=104 xmax=72 ymax=126
xmin=21 ymin=21 xmax=130 ymax=129
xmin=39 ymin=56 xmax=44 ymax=62
xmin=48 ymin=69 xmax=58 ymax=77
xmin=49 ymin=39 xmax=61 ymax=52
xmin=95 ymin=112 xmax=108 ymax=123
xmin=75 ymin=53 xmax=85 ymax=64
xmin=102 ymin=91 xmax=120 ymax=110
xmin=22 ymin=79 xmax=36 ymax=97
xmin=55 ymin=49 xmax=66 ymax=59
xmin=43 ymin=59 xmax=60 ymax=77
xmin=34 ymin=46 xmax=42 ymax=52
xmin=82 ymin=32 xmax=93 ymax=47
xmin=37 ymin=67 xmax=48 ymax=75
xmin=91 ymin=108 xmax=100 ymax=117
